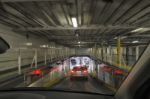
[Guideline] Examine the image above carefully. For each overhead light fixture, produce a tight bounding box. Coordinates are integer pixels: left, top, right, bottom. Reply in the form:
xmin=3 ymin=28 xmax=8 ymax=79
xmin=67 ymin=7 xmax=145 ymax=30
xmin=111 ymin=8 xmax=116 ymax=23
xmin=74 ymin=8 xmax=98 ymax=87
xmin=26 ymin=42 xmax=32 ymax=46
xmin=132 ymin=40 xmax=139 ymax=43
xmin=78 ymin=41 xmax=81 ymax=44
xmin=40 ymin=45 xmax=46 ymax=48
xmin=40 ymin=45 xmax=48 ymax=48
xmin=131 ymin=28 xmax=150 ymax=33
xmin=114 ymin=37 xmax=117 ymax=39
xmin=131 ymin=28 xmax=143 ymax=32
xmin=71 ymin=17 xmax=78 ymax=27
xmin=114 ymin=36 xmax=127 ymax=40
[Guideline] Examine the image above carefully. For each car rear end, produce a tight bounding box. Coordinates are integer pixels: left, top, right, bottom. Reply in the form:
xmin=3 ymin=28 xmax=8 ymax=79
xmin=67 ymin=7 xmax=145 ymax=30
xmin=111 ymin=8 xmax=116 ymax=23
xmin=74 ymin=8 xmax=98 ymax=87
xmin=70 ymin=66 xmax=88 ymax=80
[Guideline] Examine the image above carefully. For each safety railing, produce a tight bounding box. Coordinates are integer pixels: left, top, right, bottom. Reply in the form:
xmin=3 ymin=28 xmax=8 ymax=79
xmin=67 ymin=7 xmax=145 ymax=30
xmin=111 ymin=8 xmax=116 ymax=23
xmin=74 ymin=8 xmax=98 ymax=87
xmin=20 ymin=58 xmax=70 ymax=88
xmin=93 ymin=63 xmax=127 ymax=91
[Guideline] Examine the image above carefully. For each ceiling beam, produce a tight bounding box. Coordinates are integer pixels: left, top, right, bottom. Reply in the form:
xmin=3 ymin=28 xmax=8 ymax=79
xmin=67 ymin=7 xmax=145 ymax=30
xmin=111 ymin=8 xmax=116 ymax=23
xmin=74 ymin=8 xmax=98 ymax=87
xmin=1 ymin=0 xmax=61 ymax=2
xmin=14 ymin=25 xmax=141 ymax=31
xmin=110 ymin=42 xmax=148 ymax=46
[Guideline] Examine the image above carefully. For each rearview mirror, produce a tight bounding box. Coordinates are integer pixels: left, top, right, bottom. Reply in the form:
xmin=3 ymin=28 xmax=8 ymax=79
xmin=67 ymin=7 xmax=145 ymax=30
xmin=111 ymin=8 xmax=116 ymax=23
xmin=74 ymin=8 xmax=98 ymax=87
xmin=0 ymin=37 xmax=10 ymax=54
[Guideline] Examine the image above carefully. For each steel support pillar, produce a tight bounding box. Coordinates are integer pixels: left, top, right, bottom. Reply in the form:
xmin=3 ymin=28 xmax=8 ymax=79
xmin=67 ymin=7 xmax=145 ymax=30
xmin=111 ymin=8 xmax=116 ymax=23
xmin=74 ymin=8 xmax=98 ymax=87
xmin=35 ymin=49 xmax=37 ymax=68
xmin=103 ymin=47 xmax=106 ymax=62
xmin=126 ymin=47 xmax=129 ymax=65
xmin=129 ymin=47 xmax=132 ymax=56
xmin=48 ymin=49 xmax=50 ymax=63
xmin=18 ymin=49 xmax=21 ymax=74
xmin=98 ymin=48 xmax=101 ymax=59
xmin=44 ymin=49 xmax=47 ymax=65
xmin=101 ymin=47 xmax=104 ymax=61
xmin=117 ymin=37 xmax=121 ymax=66
xmin=50 ymin=48 xmax=52 ymax=62
xmin=136 ymin=46 xmax=139 ymax=60
xmin=107 ymin=46 xmax=112 ymax=63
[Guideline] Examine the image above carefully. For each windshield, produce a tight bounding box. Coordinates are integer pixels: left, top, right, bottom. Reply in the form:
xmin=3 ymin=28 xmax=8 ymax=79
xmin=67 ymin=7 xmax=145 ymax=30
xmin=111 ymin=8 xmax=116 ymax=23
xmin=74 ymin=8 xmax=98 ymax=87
xmin=0 ymin=0 xmax=149 ymax=95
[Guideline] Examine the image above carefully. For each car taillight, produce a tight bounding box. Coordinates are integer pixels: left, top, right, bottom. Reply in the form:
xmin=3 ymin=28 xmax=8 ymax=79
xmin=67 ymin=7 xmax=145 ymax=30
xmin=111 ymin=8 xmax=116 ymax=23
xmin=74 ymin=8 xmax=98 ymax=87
xmin=114 ymin=69 xmax=122 ymax=75
xmin=83 ymin=70 xmax=87 ymax=73
xmin=70 ymin=70 xmax=76 ymax=74
xmin=71 ymin=70 xmax=74 ymax=73
xmin=31 ymin=69 xmax=41 ymax=75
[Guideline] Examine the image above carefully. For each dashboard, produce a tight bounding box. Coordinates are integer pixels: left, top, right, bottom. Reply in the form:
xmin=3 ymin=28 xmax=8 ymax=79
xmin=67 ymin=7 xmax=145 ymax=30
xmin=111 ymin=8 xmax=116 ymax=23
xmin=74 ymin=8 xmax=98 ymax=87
xmin=0 ymin=91 xmax=114 ymax=99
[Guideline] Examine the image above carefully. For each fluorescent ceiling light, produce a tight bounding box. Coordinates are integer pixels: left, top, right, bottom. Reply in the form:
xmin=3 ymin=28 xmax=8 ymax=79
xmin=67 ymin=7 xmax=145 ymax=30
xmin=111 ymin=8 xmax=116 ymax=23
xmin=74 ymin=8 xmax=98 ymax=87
xmin=131 ymin=28 xmax=150 ymax=32
xmin=132 ymin=40 xmax=139 ymax=43
xmin=40 ymin=45 xmax=48 ymax=48
xmin=72 ymin=17 xmax=78 ymax=27
xmin=131 ymin=28 xmax=143 ymax=32
xmin=74 ymin=45 xmax=84 ymax=46
xmin=114 ymin=37 xmax=117 ymax=39
xmin=114 ymin=36 xmax=127 ymax=39
xmin=26 ymin=42 xmax=32 ymax=46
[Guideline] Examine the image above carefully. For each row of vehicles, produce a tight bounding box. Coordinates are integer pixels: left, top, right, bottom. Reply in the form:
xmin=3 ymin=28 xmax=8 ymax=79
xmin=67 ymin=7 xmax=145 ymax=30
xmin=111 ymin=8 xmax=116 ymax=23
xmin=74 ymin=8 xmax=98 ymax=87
xmin=29 ymin=65 xmax=89 ymax=81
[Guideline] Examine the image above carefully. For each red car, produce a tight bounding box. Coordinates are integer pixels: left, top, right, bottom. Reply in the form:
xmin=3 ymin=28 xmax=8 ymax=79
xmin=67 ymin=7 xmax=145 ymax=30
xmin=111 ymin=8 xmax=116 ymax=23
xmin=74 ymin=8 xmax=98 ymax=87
xmin=70 ymin=66 xmax=88 ymax=80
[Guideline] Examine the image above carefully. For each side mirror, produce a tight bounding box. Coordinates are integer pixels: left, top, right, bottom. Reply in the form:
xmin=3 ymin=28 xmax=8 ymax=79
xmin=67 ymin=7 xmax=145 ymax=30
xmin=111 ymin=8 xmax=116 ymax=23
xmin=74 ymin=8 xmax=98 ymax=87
xmin=0 ymin=37 xmax=10 ymax=54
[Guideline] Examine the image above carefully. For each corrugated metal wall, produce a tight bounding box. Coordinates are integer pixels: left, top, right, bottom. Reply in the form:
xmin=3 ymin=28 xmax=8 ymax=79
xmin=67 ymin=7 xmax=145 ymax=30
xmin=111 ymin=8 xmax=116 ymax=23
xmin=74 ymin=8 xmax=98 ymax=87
xmin=0 ymin=24 xmax=75 ymax=71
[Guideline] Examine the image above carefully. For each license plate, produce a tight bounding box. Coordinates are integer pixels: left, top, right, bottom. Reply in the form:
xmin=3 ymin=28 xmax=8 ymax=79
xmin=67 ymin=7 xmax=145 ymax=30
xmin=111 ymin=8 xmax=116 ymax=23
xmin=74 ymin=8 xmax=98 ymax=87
xmin=76 ymin=71 xmax=81 ymax=75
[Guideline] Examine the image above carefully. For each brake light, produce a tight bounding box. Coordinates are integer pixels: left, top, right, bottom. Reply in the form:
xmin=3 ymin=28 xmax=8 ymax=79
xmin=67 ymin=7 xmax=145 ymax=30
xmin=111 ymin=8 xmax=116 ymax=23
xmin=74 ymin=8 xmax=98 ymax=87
xmin=70 ymin=70 xmax=75 ymax=75
xmin=31 ymin=69 xmax=41 ymax=75
xmin=114 ymin=69 xmax=123 ymax=75
xmin=71 ymin=70 xmax=75 ymax=73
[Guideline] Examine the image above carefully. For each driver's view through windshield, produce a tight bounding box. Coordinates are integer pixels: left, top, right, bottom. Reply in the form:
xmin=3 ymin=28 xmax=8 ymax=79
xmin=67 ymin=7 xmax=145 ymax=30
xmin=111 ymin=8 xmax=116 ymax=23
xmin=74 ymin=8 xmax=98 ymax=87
xmin=0 ymin=0 xmax=149 ymax=96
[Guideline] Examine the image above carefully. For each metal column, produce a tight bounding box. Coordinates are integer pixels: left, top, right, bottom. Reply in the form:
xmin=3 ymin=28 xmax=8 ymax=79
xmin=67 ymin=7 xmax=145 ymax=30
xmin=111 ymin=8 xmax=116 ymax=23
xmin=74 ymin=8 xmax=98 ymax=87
xmin=107 ymin=46 xmax=112 ymax=63
xmin=18 ymin=49 xmax=21 ymax=74
xmin=48 ymin=49 xmax=50 ymax=63
xmin=129 ymin=47 xmax=132 ymax=56
xmin=101 ymin=47 xmax=104 ymax=61
xmin=117 ymin=37 xmax=121 ymax=66
xmin=35 ymin=49 xmax=37 ymax=68
xmin=136 ymin=46 xmax=139 ymax=60
xmin=126 ymin=47 xmax=129 ymax=65
xmin=94 ymin=44 xmax=97 ymax=57
xmin=44 ymin=49 xmax=47 ymax=65
xmin=103 ymin=47 xmax=106 ymax=62
xmin=50 ymin=48 xmax=53 ymax=62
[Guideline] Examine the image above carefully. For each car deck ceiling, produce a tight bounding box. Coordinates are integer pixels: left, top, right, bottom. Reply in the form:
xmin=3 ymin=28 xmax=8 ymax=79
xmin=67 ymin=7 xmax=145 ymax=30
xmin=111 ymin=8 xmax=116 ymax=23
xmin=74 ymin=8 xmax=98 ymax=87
xmin=0 ymin=0 xmax=150 ymax=47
